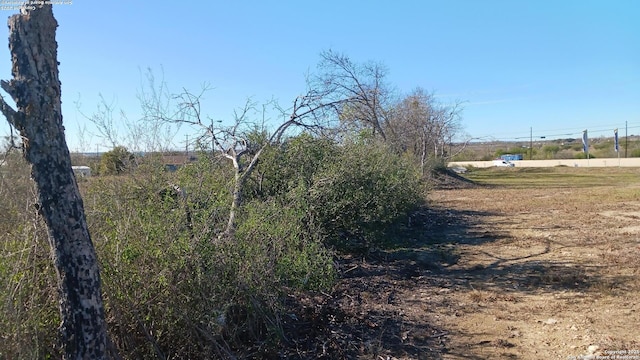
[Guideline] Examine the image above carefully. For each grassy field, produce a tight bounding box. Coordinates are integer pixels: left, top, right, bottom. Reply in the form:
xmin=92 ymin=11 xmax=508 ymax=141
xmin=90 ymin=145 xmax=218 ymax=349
xmin=461 ymin=166 xmax=640 ymax=188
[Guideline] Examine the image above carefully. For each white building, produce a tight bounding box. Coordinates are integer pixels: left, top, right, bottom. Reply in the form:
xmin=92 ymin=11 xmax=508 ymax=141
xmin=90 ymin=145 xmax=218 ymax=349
xmin=72 ymin=166 xmax=91 ymax=177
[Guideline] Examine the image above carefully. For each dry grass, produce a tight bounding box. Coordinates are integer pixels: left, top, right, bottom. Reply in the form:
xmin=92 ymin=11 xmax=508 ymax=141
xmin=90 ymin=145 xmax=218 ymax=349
xmin=463 ymin=166 xmax=640 ymax=188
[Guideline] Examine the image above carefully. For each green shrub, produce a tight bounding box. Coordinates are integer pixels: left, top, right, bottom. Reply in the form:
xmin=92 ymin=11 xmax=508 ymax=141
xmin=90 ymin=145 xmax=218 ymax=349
xmin=84 ymin=152 xmax=340 ymax=357
xmin=235 ymin=200 xmax=336 ymax=291
xmin=593 ymin=141 xmax=611 ymax=150
xmin=249 ymin=134 xmax=423 ymax=252
xmin=542 ymin=144 xmax=560 ymax=159
xmin=175 ymin=154 xmax=235 ymax=236
xmin=246 ymin=134 xmax=337 ymax=202
xmin=99 ymin=146 xmax=135 ymax=175
xmin=574 ymin=152 xmax=596 ymax=159
xmin=1 ymin=134 xmax=424 ymax=357
xmin=307 ymin=141 xmax=422 ymax=251
xmin=571 ymin=143 xmax=584 ymax=152
xmin=87 ymin=169 xmax=206 ymax=358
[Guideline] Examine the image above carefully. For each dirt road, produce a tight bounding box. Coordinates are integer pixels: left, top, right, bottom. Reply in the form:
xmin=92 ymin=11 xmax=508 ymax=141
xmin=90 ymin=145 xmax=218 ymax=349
xmin=281 ymin=170 xmax=640 ymax=359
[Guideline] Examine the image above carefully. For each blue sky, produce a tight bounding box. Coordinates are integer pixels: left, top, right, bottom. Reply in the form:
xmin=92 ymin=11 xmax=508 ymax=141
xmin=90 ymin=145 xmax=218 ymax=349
xmin=0 ymin=0 xmax=638 ymax=151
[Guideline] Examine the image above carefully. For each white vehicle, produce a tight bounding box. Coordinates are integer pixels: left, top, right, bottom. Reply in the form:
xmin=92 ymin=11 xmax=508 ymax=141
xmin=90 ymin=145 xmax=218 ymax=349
xmin=493 ymin=160 xmax=515 ymax=167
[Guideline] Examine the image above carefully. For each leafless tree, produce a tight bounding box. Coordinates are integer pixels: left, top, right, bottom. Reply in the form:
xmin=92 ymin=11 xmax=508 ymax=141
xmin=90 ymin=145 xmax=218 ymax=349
xmin=136 ymin=67 xmax=181 ymax=152
xmin=0 ymin=5 xmax=108 ymax=359
xmin=75 ymin=122 xmax=91 ymax=154
xmin=76 ymin=94 xmax=121 ymax=149
xmin=76 ymin=68 xmax=179 ymax=154
xmin=313 ymin=50 xmax=393 ymax=141
xmin=147 ymin=79 xmax=349 ymax=239
xmin=388 ymin=88 xmax=463 ymax=174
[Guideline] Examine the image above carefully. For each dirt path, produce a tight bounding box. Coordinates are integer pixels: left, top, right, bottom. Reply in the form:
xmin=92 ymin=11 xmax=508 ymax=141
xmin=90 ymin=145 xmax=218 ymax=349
xmin=426 ymin=185 xmax=640 ymax=359
xmin=281 ymin=178 xmax=640 ymax=359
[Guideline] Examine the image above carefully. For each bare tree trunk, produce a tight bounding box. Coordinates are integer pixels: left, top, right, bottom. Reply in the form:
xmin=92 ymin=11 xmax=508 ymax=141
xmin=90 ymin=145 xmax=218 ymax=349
xmin=221 ymin=145 xmax=266 ymax=238
xmin=0 ymin=5 xmax=108 ymax=359
xmin=420 ymin=135 xmax=428 ymax=176
xmin=225 ymin=171 xmax=242 ymax=237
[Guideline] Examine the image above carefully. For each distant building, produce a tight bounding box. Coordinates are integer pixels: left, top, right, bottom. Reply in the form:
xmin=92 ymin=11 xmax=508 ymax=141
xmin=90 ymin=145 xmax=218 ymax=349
xmin=161 ymin=153 xmax=198 ymax=172
xmin=72 ymin=166 xmax=92 ymax=177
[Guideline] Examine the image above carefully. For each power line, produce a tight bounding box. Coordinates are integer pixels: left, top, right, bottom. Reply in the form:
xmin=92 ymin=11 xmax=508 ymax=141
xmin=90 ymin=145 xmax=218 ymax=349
xmin=470 ymin=122 xmax=640 ymax=143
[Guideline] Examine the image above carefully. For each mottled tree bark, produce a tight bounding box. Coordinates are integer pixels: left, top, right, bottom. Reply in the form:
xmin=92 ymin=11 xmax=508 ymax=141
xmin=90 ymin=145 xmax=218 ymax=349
xmin=0 ymin=5 xmax=107 ymax=359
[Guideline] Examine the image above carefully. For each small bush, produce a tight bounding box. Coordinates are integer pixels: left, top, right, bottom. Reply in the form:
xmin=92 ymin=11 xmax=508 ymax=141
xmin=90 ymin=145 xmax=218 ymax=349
xmin=542 ymin=145 xmax=560 ymax=159
xmin=99 ymin=146 xmax=135 ymax=175
xmin=593 ymin=141 xmax=610 ymax=150
xmin=235 ymin=200 xmax=336 ymax=291
xmin=574 ymin=152 xmax=596 ymax=159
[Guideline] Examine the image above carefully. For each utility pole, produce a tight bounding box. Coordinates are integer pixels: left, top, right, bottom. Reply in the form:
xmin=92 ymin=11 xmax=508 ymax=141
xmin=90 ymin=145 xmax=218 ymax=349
xmin=625 ymin=120 xmax=628 ymax=158
xmin=530 ymin=127 xmax=533 ymax=160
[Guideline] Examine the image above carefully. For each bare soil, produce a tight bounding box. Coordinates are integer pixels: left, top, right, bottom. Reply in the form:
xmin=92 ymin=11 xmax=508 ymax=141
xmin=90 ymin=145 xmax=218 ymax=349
xmin=278 ymin=170 xmax=640 ymax=359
